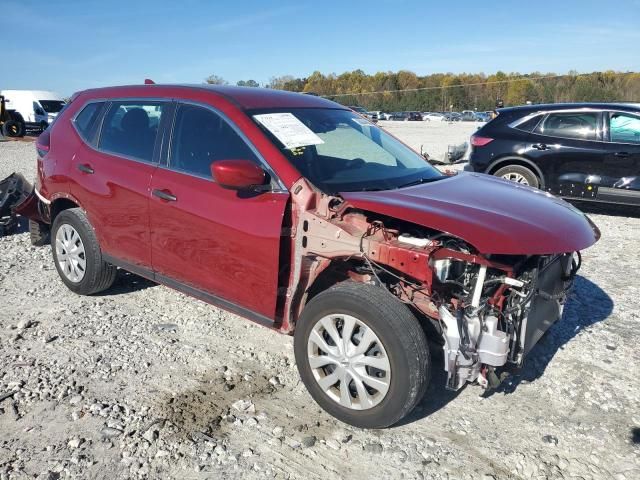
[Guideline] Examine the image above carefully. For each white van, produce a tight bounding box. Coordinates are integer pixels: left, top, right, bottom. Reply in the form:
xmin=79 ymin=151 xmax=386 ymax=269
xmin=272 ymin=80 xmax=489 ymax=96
xmin=0 ymin=90 xmax=66 ymax=131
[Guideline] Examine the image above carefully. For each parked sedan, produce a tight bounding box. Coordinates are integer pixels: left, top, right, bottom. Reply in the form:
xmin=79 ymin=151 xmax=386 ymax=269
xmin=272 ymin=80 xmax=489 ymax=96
xmin=20 ymin=85 xmax=599 ymax=429
xmin=465 ymin=102 xmax=640 ymax=206
xmin=388 ymin=111 xmax=408 ymax=121
xmin=423 ymin=112 xmax=446 ymax=122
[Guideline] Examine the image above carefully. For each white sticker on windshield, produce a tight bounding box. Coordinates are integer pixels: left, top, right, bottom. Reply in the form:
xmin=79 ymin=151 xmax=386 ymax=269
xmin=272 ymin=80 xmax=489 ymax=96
xmin=253 ymin=113 xmax=324 ymax=149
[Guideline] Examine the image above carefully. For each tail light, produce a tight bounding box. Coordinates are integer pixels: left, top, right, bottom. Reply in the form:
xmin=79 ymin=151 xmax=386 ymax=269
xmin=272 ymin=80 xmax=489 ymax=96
xmin=470 ymin=135 xmax=493 ymax=147
xmin=36 ymin=129 xmax=50 ymax=158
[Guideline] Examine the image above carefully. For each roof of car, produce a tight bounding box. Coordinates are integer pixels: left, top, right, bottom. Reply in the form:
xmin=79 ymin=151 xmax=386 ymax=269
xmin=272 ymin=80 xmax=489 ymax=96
xmin=498 ymin=102 xmax=640 ymax=114
xmin=78 ymin=84 xmax=344 ymax=110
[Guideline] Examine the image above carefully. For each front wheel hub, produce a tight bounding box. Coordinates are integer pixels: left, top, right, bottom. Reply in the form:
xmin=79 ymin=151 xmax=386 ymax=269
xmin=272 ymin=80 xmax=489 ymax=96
xmin=306 ymin=314 xmax=391 ymax=410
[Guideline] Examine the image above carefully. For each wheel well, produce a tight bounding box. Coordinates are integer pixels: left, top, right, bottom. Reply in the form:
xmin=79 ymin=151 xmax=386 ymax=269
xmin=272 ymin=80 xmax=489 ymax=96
xmin=50 ymin=198 xmax=79 ymax=223
xmin=303 ymin=258 xmax=443 ymax=343
xmin=487 ymin=157 xmax=545 ymax=188
xmin=305 ymin=259 xmax=359 ymax=306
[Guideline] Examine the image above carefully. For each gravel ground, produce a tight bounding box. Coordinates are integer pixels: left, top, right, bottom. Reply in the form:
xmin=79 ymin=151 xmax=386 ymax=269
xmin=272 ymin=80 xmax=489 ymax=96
xmin=1 ymin=123 xmax=639 ymax=479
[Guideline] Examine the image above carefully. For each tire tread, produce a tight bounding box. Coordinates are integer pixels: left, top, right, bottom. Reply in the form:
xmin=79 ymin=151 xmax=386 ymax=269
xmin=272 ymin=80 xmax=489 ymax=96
xmin=295 ymin=281 xmax=430 ymax=428
xmin=52 ymin=208 xmax=116 ymax=295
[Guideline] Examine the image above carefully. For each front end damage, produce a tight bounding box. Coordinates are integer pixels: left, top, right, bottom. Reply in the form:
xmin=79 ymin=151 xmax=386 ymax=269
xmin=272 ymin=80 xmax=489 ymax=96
xmin=281 ymin=179 xmax=581 ymax=392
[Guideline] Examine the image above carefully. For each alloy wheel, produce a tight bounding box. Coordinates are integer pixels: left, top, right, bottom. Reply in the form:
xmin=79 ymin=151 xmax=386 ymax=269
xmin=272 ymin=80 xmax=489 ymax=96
xmin=501 ymin=172 xmax=529 ymax=185
xmin=55 ymin=224 xmax=86 ymax=282
xmin=307 ymin=314 xmax=391 ymax=410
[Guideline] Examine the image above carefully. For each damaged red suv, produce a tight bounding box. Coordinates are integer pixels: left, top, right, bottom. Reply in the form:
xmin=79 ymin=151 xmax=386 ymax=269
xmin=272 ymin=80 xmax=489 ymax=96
xmin=27 ymin=85 xmax=600 ymax=428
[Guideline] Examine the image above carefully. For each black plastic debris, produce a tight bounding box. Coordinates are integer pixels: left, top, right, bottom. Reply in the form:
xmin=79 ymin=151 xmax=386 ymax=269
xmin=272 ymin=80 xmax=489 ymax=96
xmin=0 ymin=173 xmax=32 ymax=236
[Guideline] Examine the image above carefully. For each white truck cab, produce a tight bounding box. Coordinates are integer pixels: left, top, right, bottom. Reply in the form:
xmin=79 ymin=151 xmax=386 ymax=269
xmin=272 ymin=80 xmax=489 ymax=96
xmin=0 ymin=90 xmax=66 ymax=131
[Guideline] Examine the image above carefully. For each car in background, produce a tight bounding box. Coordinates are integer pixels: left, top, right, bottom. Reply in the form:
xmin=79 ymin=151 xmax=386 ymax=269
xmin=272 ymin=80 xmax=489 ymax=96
xmin=388 ymin=112 xmax=407 ymax=121
xmin=461 ymin=110 xmax=478 ymax=121
xmin=464 ymin=102 xmax=640 ymax=206
xmin=443 ymin=112 xmax=461 ymax=122
xmin=423 ymin=112 xmax=446 ymax=122
xmin=405 ymin=111 xmax=423 ymax=121
xmin=348 ymin=106 xmax=378 ymax=123
xmin=474 ymin=112 xmax=491 ymax=122
xmin=0 ymin=90 xmax=66 ymax=132
xmin=369 ymin=110 xmax=387 ymax=120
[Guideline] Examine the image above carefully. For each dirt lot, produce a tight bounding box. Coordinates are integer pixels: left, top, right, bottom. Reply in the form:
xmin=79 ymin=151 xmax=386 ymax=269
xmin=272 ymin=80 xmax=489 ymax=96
xmin=1 ymin=122 xmax=639 ymax=479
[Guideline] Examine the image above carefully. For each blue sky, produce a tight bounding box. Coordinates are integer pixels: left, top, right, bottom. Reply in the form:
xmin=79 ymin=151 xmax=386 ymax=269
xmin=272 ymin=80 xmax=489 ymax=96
xmin=3 ymin=0 xmax=640 ymax=96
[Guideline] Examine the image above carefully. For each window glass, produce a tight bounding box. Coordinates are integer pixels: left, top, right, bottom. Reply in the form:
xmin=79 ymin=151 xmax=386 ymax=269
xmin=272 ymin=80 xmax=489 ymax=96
xmin=515 ymin=114 xmax=542 ymax=132
xmin=74 ymin=102 xmax=104 ymax=142
xmin=536 ymin=112 xmax=598 ymax=140
xmin=315 ymin=121 xmax=397 ymax=167
xmin=39 ymin=100 xmax=66 ymax=113
xmin=609 ymin=112 xmax=640 ymax=144
xmin=250 ymin=108 xmax=443 ymax=194
xmin=99 ymin=101 xmax=164 ymax=162
xmin=33 ymin=102 xmax=46 ymax=116
xmin=170 ymin=104 xmax=258 ymax=178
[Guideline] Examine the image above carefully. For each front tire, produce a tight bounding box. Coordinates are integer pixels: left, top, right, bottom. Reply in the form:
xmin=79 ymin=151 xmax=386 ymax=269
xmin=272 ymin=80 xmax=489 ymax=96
xmin=294 ymin=282 xmax=430 ymax=428
xmin=494 ymin=164 xmax=539 ymax=188
xmin=51 ymin=208 xmax=117 ymax=295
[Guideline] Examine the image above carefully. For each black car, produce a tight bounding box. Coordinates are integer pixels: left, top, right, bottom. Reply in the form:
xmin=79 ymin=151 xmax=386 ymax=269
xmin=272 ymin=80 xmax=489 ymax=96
xmin=464 ymin=103 xmax=640 ymax=206
xmin=389 ymin=112 xmax=407 ymax=121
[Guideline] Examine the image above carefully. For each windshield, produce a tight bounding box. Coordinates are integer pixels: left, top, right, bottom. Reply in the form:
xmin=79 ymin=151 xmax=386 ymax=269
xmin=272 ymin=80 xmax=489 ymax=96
xmin=39 ymin=100 xmax=66 ymax=113
xmin=250 ymin=108 xmax=443 ymax=193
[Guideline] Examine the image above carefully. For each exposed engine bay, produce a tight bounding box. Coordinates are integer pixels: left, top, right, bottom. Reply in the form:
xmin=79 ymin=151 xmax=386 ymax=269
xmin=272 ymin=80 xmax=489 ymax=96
xmin=282 ymin=178 xmax=580 ymax=391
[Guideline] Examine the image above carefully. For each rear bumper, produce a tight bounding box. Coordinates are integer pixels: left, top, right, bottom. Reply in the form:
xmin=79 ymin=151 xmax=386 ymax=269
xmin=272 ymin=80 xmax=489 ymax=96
xmin=0 ymin=173 xmax=47 ymax=226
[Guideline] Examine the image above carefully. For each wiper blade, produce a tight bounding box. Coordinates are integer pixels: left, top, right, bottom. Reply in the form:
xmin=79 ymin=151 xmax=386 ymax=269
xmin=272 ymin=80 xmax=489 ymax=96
xmin=396 ymin=176 xmax=444 ymax=189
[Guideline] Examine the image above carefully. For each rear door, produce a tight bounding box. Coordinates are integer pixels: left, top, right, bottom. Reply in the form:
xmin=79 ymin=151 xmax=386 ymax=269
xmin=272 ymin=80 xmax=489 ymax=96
xmin=597 ymin=110 xmax=640 ymax=204
xmin=70 ymin=99 xmax=168 ymax=268
xmin=148 ymin=101 xmax=289 ymax=320
xmin=527 ymin=110 xmax=606 ymax=197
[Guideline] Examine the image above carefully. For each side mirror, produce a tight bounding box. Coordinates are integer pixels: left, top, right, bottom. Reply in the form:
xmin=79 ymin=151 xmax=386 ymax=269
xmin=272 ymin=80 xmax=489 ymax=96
xmin=211 ymin=159 xmax=267 ymax=191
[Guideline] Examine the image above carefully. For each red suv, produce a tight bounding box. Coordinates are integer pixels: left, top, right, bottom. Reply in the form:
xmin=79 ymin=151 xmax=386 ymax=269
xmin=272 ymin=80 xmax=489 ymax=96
xmin=25 ymin=84 xmax=599 ymax=428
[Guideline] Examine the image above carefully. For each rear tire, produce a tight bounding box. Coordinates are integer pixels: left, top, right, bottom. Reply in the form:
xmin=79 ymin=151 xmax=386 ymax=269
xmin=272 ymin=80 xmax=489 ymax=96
xmin=51 ymin=208 xmax=117 ymax=295
xmin=294 ymin=282 xmax=430 ymax=428
xmin=2 ymin=120 xmax=25 ymax=138
xmin=29 ymin=219 xmax=50 ymax=246
xmin=494 ymin=164 xmax=539 ymax=188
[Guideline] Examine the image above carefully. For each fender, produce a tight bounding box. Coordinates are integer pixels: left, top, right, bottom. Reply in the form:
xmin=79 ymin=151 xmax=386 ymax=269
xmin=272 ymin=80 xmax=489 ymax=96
xmin=485 ymin=156 xmax=546 ymax=189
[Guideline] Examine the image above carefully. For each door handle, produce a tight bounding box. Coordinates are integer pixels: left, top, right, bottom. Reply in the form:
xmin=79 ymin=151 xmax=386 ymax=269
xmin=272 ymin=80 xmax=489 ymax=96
xmin=531 ymin=143 xmax=548 ymax=151
xmin=77 ymin=164 xmax=94 ymax=174
xmin=614 ymin=151 xmax=630 ymax=157
xmin=152 ymin=189 xmax=177 ymax=202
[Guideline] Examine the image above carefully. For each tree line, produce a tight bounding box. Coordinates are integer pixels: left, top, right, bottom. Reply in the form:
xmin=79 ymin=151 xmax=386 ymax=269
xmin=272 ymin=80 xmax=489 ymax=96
xmin=205 ymin=70 xmax=640 ymax=112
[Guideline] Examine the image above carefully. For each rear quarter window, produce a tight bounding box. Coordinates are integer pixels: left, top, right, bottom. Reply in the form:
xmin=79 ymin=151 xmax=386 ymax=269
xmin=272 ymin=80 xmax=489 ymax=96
xmin=73 ymin=102 xmax=105 ymax=144
xmin=513 ymin=114 xmax=543 ymax=132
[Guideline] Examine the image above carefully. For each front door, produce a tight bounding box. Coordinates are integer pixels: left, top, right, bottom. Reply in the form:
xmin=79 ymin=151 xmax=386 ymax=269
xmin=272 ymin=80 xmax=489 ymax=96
xmin=598 ymin=110 xmax=640 ymax=203
xmin=528 ymin=110 xmax=606 ymax=197
xmin=149 ymin=102 xmax=289 ymax=320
